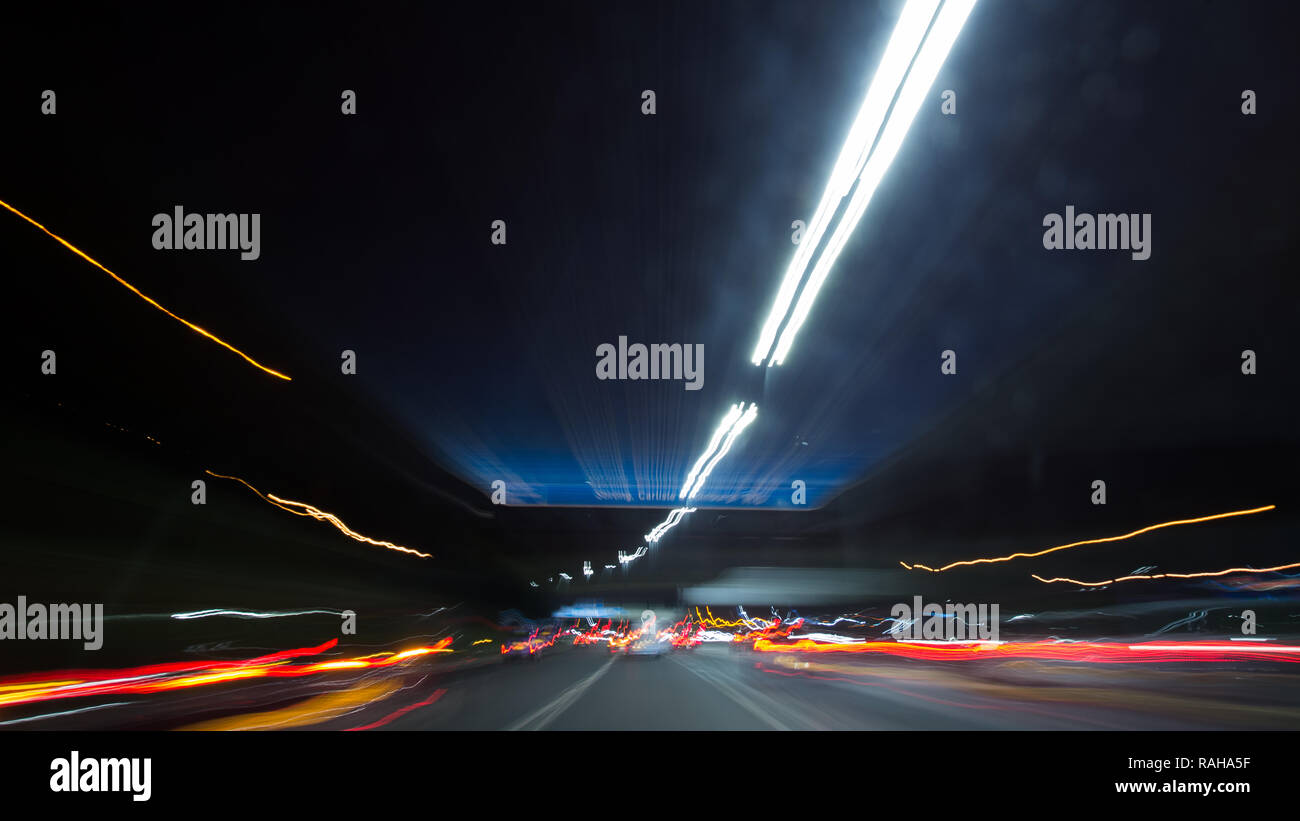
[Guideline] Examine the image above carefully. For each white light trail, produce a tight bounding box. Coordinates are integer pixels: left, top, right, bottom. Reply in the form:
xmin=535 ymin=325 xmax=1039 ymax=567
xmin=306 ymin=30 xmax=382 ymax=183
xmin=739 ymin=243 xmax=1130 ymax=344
xmin=171 ymin=608 xmax=342 ymax=620
xmin=0 ymin=702 xmax=136 ymax=726
xmin=678 ymin=404 xmax=745 ymax=499
xmin=644 ymin=506 xmax=697 ymax=544
xmin=790 ymin=632 xmax=867 ymax=644
xmin=753 ymin=0 xmax=979 ymax=367
xmin=633 ymin=400 xmax=757 ymax=561
xmin=771 ymin=0 xmax=977 ymax=365
xmin=609 ymin=0 xmax=980 ymax=574
xmin=685 ymin=402 xmax=757 ymax=500
xmin=618 ymin=546 xmax=647 ymax=564
xmin=751 ymin=0 xmax=940 ymax=366
xmin=696 ymin=630 xmax=735 ymax=643
xmin=1130 ymin=644 xmax=1300 ymax=654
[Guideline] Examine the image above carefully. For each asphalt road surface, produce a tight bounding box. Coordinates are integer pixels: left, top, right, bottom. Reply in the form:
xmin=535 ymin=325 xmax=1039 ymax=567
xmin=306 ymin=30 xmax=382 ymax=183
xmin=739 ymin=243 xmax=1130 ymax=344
xmin=380 ymin=643 xmax=1300 ymax=731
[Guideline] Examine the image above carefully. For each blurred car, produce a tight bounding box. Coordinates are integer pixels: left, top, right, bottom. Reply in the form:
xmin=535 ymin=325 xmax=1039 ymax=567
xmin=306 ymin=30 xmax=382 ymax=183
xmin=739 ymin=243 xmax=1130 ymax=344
xmin=622 ymin=634 xmax=670 ymax=658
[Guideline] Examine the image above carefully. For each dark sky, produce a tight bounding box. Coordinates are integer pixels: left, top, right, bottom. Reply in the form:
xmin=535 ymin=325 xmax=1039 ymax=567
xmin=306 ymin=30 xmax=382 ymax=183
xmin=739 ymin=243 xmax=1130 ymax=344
xmin=1 ymin=1 xmax=1297 ymax=607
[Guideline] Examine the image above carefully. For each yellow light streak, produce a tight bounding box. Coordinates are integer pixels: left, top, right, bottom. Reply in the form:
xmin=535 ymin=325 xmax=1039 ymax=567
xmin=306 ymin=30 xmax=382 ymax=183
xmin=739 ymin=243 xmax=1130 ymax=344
xmin=306 ymin=661 xmax=369 ymax=671
xmin=1034 ymin=559 xmax=1300 ymax=587
xmin=205 ymin=470 xmax=431 ymax=559
xmin=179 ymin=679 xmax=401 ymax=731
xmin=900 ymin=505 xmax=1276 ymax=573
xmin=0 ymin=680 xmax=82 ymax=692
xmin=0 ymin=197 xmax=291 ymax=380
xmin=153 ymin=667 xmax=270 ymax=690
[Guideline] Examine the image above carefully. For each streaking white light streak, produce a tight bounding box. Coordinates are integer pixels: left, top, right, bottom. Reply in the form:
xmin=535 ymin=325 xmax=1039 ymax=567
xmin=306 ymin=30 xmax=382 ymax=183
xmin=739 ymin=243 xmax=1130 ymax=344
xmin=697 ymin=630 xmax=735 ymax=643
xmin=619 ymin=546 xmax=648 ymax=564
xmin=0 ymin=701 xmax=136 ymax=726
xmin=634 ymin=401 xmax=755 ymax=561
xmin=751 ymin=0 xmax=942 ymax=366
xmin=612 ymin=1 xmax=978 ymax=571
xmin=1131 ymin=644 xmax=1300 ymax=653
xmin=686 ymin=403 xmax=758 ymax=499
xmin=771 ymin=0 xmax=978 ymax=366
xmin=171 ymin=608 xmax=342 ymax=620
xmin=790 ymin=633 xmax=867 ymax=644
xmin=645 ymin=507 xmax=697 ymax=544
xmin=679 ymin=404 xmax=745 ymax=499
xmin=737 ymin=607 xmax=772 ymax=631
xmin=804 ymin=617 xmax=867 ymax=627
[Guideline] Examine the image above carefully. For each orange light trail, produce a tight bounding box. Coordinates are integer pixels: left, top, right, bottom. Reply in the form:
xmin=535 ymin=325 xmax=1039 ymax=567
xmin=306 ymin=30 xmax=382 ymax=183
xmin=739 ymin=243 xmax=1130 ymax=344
xmin=205 ymin=470 xmax=432 ymax=558
xmin=694 ymin=606 xmax=747 ymax=628
xmin=0 ymin=636 xmax=453 ymax=711
xmin=1033 ymin=559 xmax=1300 ymax=587
xmin=900 ymin=504 xmax=1276 ymax=573
xmin=181 ymin=679 xmax=404 ymax=731
xmin=0 ymin=197 xmax=291 ymax=381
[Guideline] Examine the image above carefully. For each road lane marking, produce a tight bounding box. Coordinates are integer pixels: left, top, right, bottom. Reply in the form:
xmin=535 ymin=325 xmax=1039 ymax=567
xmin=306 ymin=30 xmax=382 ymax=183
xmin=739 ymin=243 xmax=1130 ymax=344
xmin=505 ymin=657 xmax=616 ymax=731
xmin=671 ymin=655 xmax=796 ymax=730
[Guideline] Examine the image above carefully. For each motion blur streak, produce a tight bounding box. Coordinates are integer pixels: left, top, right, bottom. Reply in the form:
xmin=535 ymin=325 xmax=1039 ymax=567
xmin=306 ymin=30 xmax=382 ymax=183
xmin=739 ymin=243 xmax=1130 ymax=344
xmin=686 ymin=402 xmax=758 ymax=499
xmin=1033 ymin=559 xmax=1300 ymax=587
xmin=171 ymin=608 xmax=343 ymax=620
xmin=750 ymin=0 xmax=941 ymax=365
xmin=618 ymin=546 xmax=647 ymax=564
xmin=0 ymin=702 xmax=135 ymax=727
xmin=0 ymin=197 xmax=292 ymax=381
xmin=695 ymin=607 xmax=747 ymax=628
xmin=679 ymin=404 xmax=745 ymax=498
xmin=900 ymin=504 xmax=1276 ymax=572
xmin=640 ymin=402 xmax=758 ymax=554
xmin=767 ymin=0 xmax=979 ymax=366
xmin=0 ymin=636 xmax=453 ymax=710
xmin=205 ymin=470 xmax=432 ymax=559
xmin=181 ymin=679 xmax=403 ymax=730
xmin=752 ymin=638 xmax=1300 ymax=663
xmin=345 ymin=689 xmax=447 ymax=731
xmin=644 ymin=506 xmax=697 ymax=544
xmin=1218 ymin=577 xmax=1300 ymax=592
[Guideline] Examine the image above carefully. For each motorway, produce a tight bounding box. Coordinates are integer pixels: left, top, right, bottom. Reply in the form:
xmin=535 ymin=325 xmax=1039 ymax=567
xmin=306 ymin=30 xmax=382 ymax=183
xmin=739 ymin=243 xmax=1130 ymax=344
xmin=10 ymin=639 xmax=1300 ymax=731
xmin=378 ymin=643 xmax=1300 ymax=731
